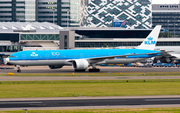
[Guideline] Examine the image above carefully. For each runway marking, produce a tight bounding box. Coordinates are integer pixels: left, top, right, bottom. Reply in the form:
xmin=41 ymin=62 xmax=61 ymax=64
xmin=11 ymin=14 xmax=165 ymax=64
xmin=0 ymin=102 xmax=42 ymax=104
xmin=145 ymin=99 xmax=180 ymax=101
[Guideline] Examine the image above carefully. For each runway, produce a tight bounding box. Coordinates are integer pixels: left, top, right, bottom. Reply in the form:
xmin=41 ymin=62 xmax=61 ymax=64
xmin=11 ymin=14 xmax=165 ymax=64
xmin=1 ymin=66 xmax=180 ymax=111
xmin=1 ymin=96 xmax=180 ymax=110
xmin=0 ymin=66 xmax=180 ymax=74
xmin=1 ymin=66 xmax=180 ymax=81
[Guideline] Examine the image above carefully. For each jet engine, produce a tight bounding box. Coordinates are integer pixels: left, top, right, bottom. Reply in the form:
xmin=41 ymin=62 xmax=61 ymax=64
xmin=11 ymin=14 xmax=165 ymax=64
xmin=72 ymin=59 xmax=89 ymax=71
xmin=48 ymin=65 xmax=64 ymax=69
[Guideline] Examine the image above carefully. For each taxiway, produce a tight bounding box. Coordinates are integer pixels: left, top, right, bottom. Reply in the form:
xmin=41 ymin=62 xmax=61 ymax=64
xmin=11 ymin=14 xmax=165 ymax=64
xmin=1 ymin=96 xmax=180 ymax=111
xmin=0 ymin=66 xmax=180 ymax=74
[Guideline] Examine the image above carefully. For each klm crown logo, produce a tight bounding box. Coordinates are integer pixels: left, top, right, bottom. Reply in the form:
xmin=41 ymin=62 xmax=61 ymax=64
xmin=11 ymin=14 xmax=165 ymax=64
xmin=147 ymin=37 xmax=153 ymax=41
xmin=31 ymin=52 xmax=38 ymax=56
xmin=145 ymin=37 xmax=156 ymax=45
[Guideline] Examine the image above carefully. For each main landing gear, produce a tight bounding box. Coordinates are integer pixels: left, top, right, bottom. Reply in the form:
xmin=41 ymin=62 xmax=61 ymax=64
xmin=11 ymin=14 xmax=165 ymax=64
xmin=89 ymin=64 xmax=100 ymax=72
xmin=75 ymin=69 xmax=86 ymax=72
xmin=89 ymin=68 xmax=100 ymax=72
xmin=16 ymin=65 xmax=21 ymax=73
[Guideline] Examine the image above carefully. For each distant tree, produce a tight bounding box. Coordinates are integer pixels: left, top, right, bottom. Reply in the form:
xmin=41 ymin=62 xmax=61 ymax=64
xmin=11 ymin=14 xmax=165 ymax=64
xmin=159 ymin=31 xmax=172 ymax=38
xmin=159 ymin=32 xmax=163 ymax=38
xmin=177 ymin=34 xmax=180 ymax=37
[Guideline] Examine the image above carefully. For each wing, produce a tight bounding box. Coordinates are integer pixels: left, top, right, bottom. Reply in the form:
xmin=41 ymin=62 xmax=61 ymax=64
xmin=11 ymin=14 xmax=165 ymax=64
xmin=67 ymin=52 xmax=161 ymax=64
xmin=89 ymin=52 xmax=161 ymax=60
xmin=155 ymin=50 xmax=174 ymax=59
xmin=154 ymin=50 xmax=178 ymax=63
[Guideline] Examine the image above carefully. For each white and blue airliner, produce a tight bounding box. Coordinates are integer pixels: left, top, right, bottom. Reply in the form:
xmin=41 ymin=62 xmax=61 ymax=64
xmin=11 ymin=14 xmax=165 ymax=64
xmin=4 ymin=25 xmax=162 ymax=72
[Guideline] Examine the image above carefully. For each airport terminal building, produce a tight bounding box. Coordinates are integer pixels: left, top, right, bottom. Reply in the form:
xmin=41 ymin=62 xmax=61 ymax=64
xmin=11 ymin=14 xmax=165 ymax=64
xmin=0 ymin=22 xmax=180 ymax=57
xmin=1 ymin=2 xmax=180 ymax=65
xmin=0 ymin=22 xmax=63 ymax=63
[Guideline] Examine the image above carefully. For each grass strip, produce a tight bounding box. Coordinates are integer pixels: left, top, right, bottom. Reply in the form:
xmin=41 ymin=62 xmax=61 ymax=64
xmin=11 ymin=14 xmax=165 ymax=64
xmin=1 ymin=72 xmax=180 ymax=76
xmin=1 ymin=79 xmax=180 ymax=84
xmin=1 ymin=107 xmax=180 ymax=113
xmin=0 ymin=79 xmax=180 ymax=98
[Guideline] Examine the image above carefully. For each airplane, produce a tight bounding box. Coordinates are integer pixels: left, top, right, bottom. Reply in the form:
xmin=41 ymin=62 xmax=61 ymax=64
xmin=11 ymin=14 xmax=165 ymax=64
xmin=4 ymin=25 xmax=162 ymax=72
xmin=153 ymin=48 xmax=180 ymax=63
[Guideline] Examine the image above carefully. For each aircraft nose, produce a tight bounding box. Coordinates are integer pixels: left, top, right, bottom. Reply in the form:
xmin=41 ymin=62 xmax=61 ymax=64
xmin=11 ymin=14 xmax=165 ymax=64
xmin=3 ymin=57 xmax=9 ymax=65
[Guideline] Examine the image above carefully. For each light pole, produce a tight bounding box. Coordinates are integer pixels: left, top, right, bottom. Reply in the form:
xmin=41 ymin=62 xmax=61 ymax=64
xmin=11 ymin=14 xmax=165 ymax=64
xmin=52 ymin=8 xmax=55 ymax=24
xmin=67 ymin=9 xmax=70 ymax=27
xmin=174 ymin=17 xmax=176 ymax=37
xmin=23 ymin=109 xmax=28 ymax=113
xmin=168 ymin=20 xmax=169 ymax=37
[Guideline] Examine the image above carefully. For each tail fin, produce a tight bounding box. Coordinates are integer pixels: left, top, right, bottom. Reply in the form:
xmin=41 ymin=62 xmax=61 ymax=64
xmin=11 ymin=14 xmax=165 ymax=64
xmin=137 ymin=25 xmax=161 ymax=50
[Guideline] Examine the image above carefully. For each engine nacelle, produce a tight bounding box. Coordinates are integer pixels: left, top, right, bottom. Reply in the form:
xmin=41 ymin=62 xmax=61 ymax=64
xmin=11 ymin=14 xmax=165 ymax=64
xmin=48 ymin=65 xmax=64 ymax=69
xmin=72 ymin=59 xmax=89 ymax=71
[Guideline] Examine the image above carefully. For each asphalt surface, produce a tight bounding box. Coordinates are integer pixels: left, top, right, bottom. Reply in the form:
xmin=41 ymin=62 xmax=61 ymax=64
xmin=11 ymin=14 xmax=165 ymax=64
xmin=1 ymin=76 xmax=180 ymax=81
xmin=1 ymin=96 xmax=180 ymax=110
xmin=1 ymin=66 xmax=180 ymax=81
xmin=1 ymin=66 xmax=180 ymax=110
xmin=0 ymin=66 xmax=180 ymax=74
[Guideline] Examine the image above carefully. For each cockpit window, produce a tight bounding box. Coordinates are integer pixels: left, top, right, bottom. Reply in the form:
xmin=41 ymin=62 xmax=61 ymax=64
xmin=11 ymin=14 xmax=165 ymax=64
xmin=9 ymin=56 xmax=15 ymax=58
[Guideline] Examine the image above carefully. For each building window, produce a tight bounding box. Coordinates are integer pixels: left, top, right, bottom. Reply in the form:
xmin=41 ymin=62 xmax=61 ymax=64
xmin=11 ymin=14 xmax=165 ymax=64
xmin=64 ymin=35 xmax=67 ymax=49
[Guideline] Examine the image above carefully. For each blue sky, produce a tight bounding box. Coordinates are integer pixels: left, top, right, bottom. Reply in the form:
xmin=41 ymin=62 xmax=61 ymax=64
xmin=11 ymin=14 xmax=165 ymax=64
xmin=152 ymin=0 xmax=179 ymax=4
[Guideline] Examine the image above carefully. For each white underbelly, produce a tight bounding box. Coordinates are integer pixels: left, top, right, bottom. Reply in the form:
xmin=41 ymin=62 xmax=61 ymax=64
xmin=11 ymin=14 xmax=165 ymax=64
xmin=105 ymin=58 xmax=146 ymax=64
xmin=8 ymin=60 xmax=70 ymax=66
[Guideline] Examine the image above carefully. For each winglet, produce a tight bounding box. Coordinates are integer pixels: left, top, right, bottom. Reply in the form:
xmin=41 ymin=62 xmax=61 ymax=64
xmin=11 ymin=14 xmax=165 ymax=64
xmin=137 ymin=25 xmax=162 ymax=50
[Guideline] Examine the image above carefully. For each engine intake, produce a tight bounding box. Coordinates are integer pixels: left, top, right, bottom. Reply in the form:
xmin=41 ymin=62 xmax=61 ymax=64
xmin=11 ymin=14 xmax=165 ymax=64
xmin=72 ymin=59 xmax=89 ymax=71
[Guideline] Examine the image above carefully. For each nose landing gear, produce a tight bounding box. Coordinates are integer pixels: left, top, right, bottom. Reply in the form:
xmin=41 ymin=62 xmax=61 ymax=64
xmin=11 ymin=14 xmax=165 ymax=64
xmin=16 ymin=65 xmax=21 ymax=73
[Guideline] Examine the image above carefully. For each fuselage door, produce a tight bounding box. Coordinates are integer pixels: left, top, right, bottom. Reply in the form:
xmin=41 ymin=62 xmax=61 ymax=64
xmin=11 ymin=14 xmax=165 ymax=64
xmin=109 ymin=53 xmax=112 ymax=56
xmin=80 ymin=53 xmax=84 ymax=58
xmin=22 ymin=54 xmax=26 ymax=60
xmin=46 ymin=54 xmax=49 ymax=60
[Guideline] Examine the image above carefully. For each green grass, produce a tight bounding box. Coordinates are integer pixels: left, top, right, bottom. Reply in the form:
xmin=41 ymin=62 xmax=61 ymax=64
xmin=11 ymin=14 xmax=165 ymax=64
xmin=1 ymin=79 xmax=180 ymax=98
xmin=1 ymin=107 xmax=180 ymax=113
xmin=1 ymin=72 xmax=180 ymax=76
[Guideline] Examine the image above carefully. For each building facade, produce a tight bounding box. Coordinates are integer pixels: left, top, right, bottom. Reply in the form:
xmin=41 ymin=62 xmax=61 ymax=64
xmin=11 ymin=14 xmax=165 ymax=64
xmin=152 ymin=4 xmax=180 ymax=36
xmin=74 ymin=28 xmax=180 ymax=48
xmin=24 ymin=0 xmax=36 ymax=22
xmin=0 ymin=22 xmax=63 ymax=62
xmin=36 ymin=0 xmax=80 ymax=27
xmin=36 ymin=0 xmax=58 ymax=24
xmin=0 ymin=0 xmax=12 ymax=22
xmin=0 ymin=0 xmax=81 ymax=27
xmin=81 ymin=0 xmax=152 ymax=29
xmin=0 ymin=0 xmax=36 ymax=22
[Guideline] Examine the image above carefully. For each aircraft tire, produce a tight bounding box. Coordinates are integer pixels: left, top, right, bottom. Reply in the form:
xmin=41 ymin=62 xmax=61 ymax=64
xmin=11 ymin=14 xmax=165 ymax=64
xmin=75 ymin=69 xmax=86 ymax=72
xmin=17 ymin=70 xmax=21 ymax=73
xmin=89 ymin=68 xmax=100 ymax=72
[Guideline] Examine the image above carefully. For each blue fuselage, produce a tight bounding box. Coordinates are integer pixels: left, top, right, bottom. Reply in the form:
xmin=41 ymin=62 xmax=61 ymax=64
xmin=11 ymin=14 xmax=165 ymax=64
xmin=6 ymin=49 xmax=161 ymax=66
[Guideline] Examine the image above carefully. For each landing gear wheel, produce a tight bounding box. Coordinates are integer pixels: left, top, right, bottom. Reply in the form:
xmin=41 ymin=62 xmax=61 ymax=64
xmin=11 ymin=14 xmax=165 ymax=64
xmin=17 ymin=65 xmax=21 ymax=73
xmin=17 ymin=70 xmax=21 ymax=73
xmin=89 ymin=68 xmax=100 ymax=72
xmin=75 ymin=69 xmax=86 ymax=72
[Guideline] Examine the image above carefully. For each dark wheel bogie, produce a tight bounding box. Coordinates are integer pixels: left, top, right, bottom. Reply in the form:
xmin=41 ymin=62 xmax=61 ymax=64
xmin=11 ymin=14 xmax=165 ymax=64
xmin=75 ymin=69 xmax=86 ymax=72
xmin=17 ymin=70 xmax=21 ymax=73
xmin=89 ymin=68 xmax=100 ymax=72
